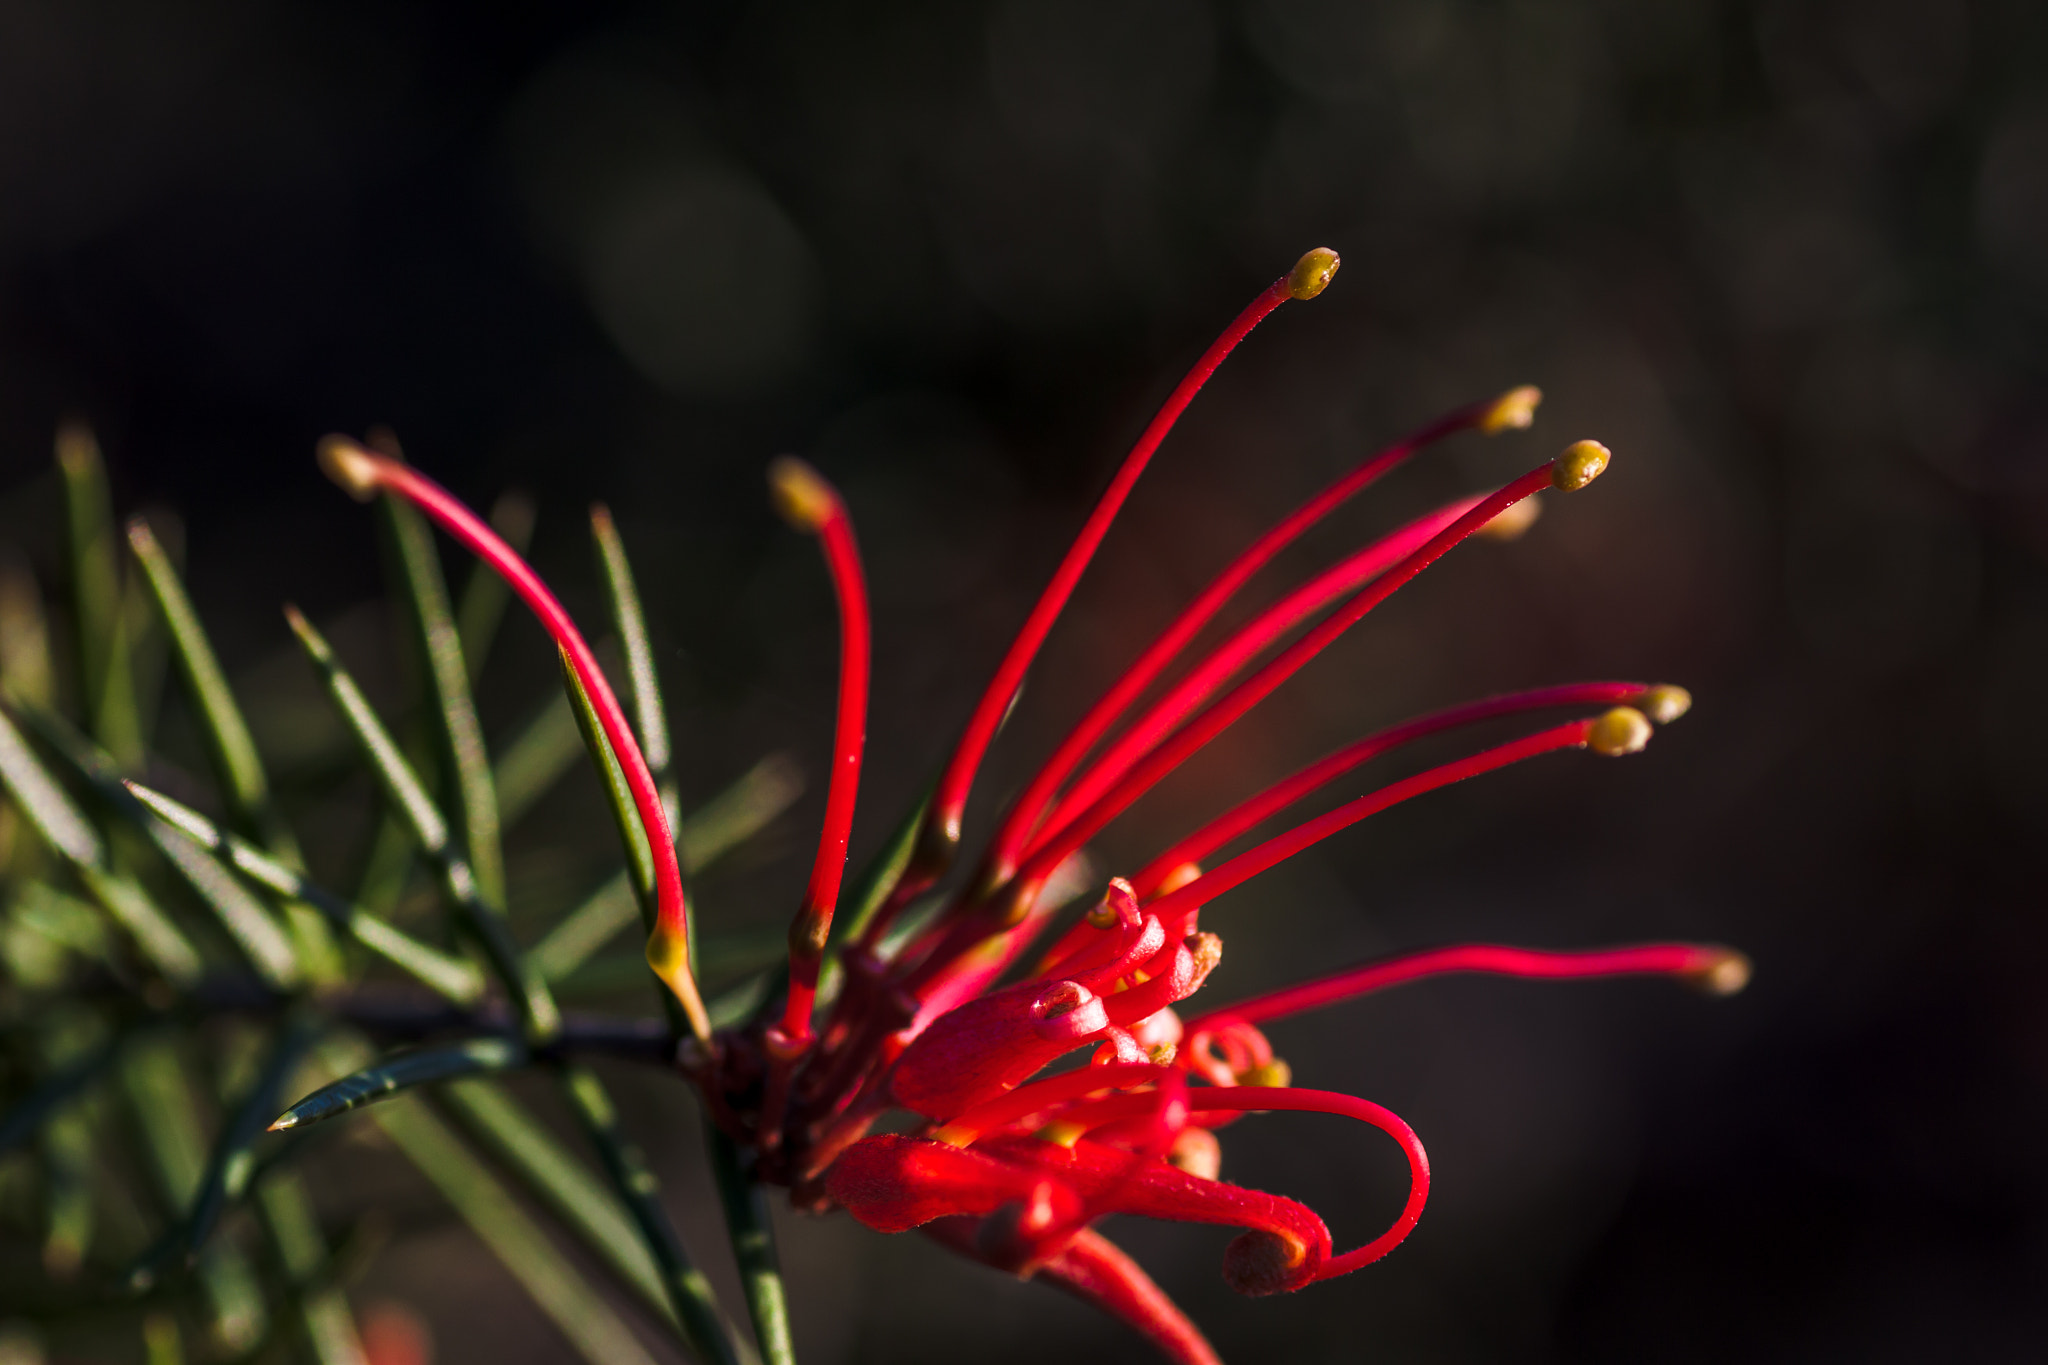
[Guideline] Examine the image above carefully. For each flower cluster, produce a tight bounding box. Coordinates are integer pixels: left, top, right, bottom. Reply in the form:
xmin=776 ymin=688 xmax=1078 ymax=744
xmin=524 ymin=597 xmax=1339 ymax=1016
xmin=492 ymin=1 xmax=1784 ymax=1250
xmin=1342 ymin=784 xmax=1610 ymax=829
xmin=318 ymin=247 xmax=1746 ymax=1364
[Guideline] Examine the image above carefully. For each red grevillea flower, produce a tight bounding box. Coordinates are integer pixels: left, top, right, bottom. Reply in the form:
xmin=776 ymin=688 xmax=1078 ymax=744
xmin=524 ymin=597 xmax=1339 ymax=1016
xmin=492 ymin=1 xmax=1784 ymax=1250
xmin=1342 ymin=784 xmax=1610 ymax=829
xmin=318 ymin=247 xmax=1747 ymax=1365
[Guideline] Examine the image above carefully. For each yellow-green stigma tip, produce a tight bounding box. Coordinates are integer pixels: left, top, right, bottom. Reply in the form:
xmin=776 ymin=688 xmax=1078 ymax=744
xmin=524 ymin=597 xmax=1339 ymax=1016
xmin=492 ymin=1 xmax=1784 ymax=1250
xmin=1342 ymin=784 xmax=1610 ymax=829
xmin=1641 ymin=684 xmax=1693 ymax=724
xmin=1287 ymin=248 xmax=1340 ymax=301
xmin=1695 ymin=950 xmax=1753 ymax=997
xmin=1551 ymin=439 xmax=1612 ymax=492
xmin=317 ymin=436 xmax=382 ymax=501
xmin=1476 ymin=496 xmax=1542 ymax=541
xmin=1588 ymin=706 xmax=1653 ymax=756
xmin=1479 ymin=385 xmax=1542 ymax=434
xmin=767 ymin=455 xmax=838 ymax=531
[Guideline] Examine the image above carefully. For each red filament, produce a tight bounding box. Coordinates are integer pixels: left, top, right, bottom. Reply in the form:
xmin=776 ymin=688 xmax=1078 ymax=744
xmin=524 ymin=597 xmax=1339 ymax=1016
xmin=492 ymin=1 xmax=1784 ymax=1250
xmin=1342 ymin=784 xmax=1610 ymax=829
xmin=925 ymin=269 xmax=1310 ymax=869
xmin=1190 ymin=943 xmax=1747 ymax=1031
xmin=781 ymin=474 xmax=873 ymax=1042
xmin=321 ymin=447 xmax=711 ymax=1042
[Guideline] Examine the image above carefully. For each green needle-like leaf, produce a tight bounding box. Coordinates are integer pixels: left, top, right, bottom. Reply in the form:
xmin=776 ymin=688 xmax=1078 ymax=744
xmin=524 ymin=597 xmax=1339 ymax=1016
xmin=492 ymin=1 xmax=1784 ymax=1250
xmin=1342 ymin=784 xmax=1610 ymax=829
xmin=456 ymin=490 xmax=536 ymax=681
xmin=438 ymin=1078 xmax=671 ymax=1320
xmin=530 ymin=743 xmax=801 ymax=987
xmin=0 ymin=706 xmax=201 ymax=982
xmin=1 ymin=1036 xmax=120 ymax=1157
xmin=708 ymin=1121 xmax=795 ymax=1365
xmin=17 ymin=709 xmax=299 ymax=989
xmin=380 ymin=484 xmax=506 ymax=912
xmin=591 ymin=506 xmax=672 ymax=797
xmin=130 ymin=1015 xmax=322 ymax=1288
xmin=41 ymin=1096 xmax=97 ymax=1279
xmin=121 ymin=1035 xmax=268 ymax=1355
xmin=0 ymin=552 xmax=56 ymax=709
xmin=318 ymin=1038 xmax=663 ymax=1365
xmin=556 ymin=1062 xmax=741 ymax=1365
xmin=57 ymin=422 xmax=143 ymax=769
xmin=270 ymin=1037 xmax=527 ymax=1131
xmin=286 ymin=607 xmax=559 ymax=1040
xmin=125 ymin=519 xmax=273 ymax=840
xmin=126 ymin=780 xmax=484 ymax=1004
xmin=493 ymin=694 xmax=583 ymax=828
xmin=255 ymin=1171 xmax=370 ymax=1365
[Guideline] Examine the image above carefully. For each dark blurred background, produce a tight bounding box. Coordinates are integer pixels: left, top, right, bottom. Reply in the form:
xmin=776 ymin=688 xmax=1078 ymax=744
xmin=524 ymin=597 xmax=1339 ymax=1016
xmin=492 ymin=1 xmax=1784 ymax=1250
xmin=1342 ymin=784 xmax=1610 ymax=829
xmin=2 ymin=0 xmax=2045 ymax=1360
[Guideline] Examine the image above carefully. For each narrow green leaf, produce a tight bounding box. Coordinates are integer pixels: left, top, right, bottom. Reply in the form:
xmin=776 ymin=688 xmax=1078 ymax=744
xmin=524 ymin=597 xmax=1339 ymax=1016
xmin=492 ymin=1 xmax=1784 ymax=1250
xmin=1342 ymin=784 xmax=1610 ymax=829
xmin=120 ymin=1035 xmax=268 ymax=1355
xmin=319 ymin=1038 xmax=663 ymax=1365
xmin=1 ymin=1036 xmax=119 ymax=1156
xmin=380 ymin=487 xmax=505 ymax=912
xmin=525 ymin=756 xmax=810 ymax=993
xmin=678 ymin=754 xmax=804 ymax=877
xmin=129 ymin=1015 xmax=322 ymax=1289
xmin=832 ymin=784 xmax=930 ymax=953
xmin=708 ymin=972 xmax=774 ymax=1030
xmin=492 ymin=693 xmax=582 ymax=828
xmin=142 ymin=1312 xmax=182 ymax=1365
xmin=556 ymin=1062 xmax=741 ymax=1365
xmin=0 ymin=552 xmax=56 ymax=708
xmin=457 ymin=490 xmax=536 ymax=681
xmin=18 ymin=709 xmax=299 ymax=989
xmin=530 ymin=872 xmax=638 ymax=984
xmin=439 ymin=1078 xmax=671 ymax=1321
xmin=39 ymin=1095 xmax=96 ymax=1279
xmin=255 ymin=1172 xmax=370 ymax=1365
xmin=75 ymin=868 xmax=204 ymax=986
xmin=270 ymin=1037 xmax=526 ymax=1131
xmin=286 ymin=608 xmax=559 ymax=1040
xmin=56 ymin=422 xmax=143 ymax=768
xmin=126 ymin=780 xmax=484 ymax=1004
xmin=707 ymin=1121 xmax=795 ymax=1365
xmin=590 ymin=507 xmax=672 ymax=787
xmin=0 ymin=705 xmax=202 ymax=982
xmin=560 ymin=655 xmax=655 ymax=919
xmin=125 ymin=519 xmax=277 ymax=843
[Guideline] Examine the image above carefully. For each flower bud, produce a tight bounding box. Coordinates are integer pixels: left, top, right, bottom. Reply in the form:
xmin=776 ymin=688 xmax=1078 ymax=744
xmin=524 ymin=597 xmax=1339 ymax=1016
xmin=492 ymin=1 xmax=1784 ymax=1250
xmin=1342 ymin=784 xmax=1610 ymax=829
xmin=1550 ymin=439 xmax=1611 ymax=492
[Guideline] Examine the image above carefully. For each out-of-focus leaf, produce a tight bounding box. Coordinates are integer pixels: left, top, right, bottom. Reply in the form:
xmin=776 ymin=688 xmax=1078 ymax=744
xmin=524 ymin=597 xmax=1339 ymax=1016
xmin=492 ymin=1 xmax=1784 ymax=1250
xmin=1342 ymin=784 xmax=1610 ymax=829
xmin=286 ymin=608 xmax=559 ymax=1040
xmin=492 ymin=693 xmax=582 ymax=827
xmin=679 ymin=754 xmax=804 ymax=877
xmin=270 ymin=1038 xmax=527 ymax=1131
xmin=531 ymin=752 xmax=803 ymax=987
xmin=120 ymin=1035 xmax=267 ymax=1355
xmin=256 ymin=1172 xmax=370 ymax=1365
xmin=707 ymin=1121 xmax=795 ymax=1365
xmin=21 ymin=710 xmax=300 ymax=989
xmin=127 ymin=519 xmax=274 ymax=838
xmin=0 ymin=553 xmax=55 ymax=708
xmin=0 ymin=1036 xmax=118 ymax=1156
xmin=0 ymin=706 xmax=201 ymax=982
xmin=57 ymin=422 xmax=143 ymax=768
xmin=456 ymin=490 xmax=536 ymax=681
xmin=556 ymin=1062 xmax=740 ymax=1365
xmin=142 ymin=1312 xmax=181 ymax=1365
xmin=379 ymin=477 xmax=505 ymax=912
xmin=129 ymin=1016 xmax=322 ymax=1289
xmin=317 ymin=1037 xmax=663 ymax=1365
xmin=127 ymin=780 xmax=484 ymax=1004
xmin=590 ymin=507 xmax=673 ymax=800
xmin=438 ymin=1078 xmax=671 ymax=1320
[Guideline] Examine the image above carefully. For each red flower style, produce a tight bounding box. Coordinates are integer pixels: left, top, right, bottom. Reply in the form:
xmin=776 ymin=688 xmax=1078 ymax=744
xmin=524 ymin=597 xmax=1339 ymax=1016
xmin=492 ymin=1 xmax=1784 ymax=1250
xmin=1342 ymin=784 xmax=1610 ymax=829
xmin=317 ymin=247 xmax=1749 ymax=1364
